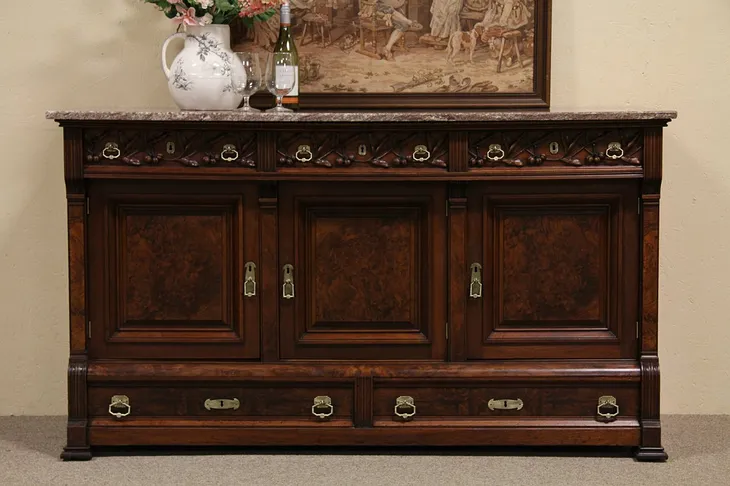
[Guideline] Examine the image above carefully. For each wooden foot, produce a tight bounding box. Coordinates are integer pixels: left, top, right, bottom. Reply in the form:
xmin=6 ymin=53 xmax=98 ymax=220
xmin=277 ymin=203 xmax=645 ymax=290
xmin=634 ymin=447 xmax=668 ymax=462
xmin=61 ymin=446 xmax=92 ymax=461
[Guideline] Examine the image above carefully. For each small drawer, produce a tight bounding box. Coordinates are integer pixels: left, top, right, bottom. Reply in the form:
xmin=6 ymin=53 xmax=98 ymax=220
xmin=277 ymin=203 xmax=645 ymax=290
xmin=89 ymin=382 xmax=353 ymax=424
xmin=373 ymin=382 xmax=638 ymax=424
xmin=83 ymin=129 xmax=258 ymax=168
xmin=276 ymin=131 xmax=449 ymax=170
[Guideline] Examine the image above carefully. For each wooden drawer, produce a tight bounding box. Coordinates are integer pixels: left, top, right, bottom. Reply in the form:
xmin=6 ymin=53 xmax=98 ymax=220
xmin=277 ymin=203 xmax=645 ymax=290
xmin=84 ymin=129 xmax=258 ymax=169
xmin=276 ymin=130 xmax=449 ymax=171
xmin=89 ymin=382 xmax=354 ymax=425
xmin=373 ymin=381 xmax=638 ymax=425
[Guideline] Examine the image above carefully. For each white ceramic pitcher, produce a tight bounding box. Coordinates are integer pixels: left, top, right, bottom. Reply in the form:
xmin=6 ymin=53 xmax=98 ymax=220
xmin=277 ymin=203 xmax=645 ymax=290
xmin=161 ymin=25 xmax=245 ymax=111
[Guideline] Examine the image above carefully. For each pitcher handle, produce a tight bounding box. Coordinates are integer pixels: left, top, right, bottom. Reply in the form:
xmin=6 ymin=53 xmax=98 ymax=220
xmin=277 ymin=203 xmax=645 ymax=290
xmin=161 ymin=32 xmax=187 ymax=79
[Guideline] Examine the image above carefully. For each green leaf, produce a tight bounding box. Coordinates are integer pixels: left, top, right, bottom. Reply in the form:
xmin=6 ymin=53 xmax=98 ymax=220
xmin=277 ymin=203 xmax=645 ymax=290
xmin=215 ymin=0 xmax=237 ymax=12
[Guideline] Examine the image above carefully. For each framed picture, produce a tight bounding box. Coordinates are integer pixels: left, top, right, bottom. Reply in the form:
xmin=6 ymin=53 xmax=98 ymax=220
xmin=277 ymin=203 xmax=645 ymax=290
xmin=232 ymin=0 xmax=551 ymax=109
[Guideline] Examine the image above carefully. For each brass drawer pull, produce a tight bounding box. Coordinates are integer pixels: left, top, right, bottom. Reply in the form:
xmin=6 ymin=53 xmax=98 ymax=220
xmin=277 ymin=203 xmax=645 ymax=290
xmin=470 ymin=263 xmax=483 ymax=299
xmin=606 ymin=142 xmax=624 ymax=160
xmin=412 ymin=145 xmax=431 ymax=162
xmin=108 ymin=395 xmax=131 ymax=418
xmin=204 ymin=398 xmax=240 ymax=411
xmin=597 ymin=395 xmax=619 ymax=421
xmin=295 ymin=144 xmax=313 ymax=163
xmin=282 ymin=264 xmax=295 ymax=299
xmin=244 ymin=262 xmax=256 ymax=297
xmin=312 ymin=396 xmax=334 ymax=419
xmin=220 ymin=144 xmax=239 ymax=162
xmin=394 ymin=396 xmax=416 ymax=420
xmin=102 ymin=142 xmax=121 ymax=160
xmin=486 ymin=144 xmax=505 ymax=162
xmin=488 ymin=398 xmax=524 ymax=411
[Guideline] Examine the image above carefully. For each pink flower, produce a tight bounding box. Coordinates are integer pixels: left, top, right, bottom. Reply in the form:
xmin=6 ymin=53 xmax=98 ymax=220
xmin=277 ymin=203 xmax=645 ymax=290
xmin=172 ymin=5 xmax=204 ymax=26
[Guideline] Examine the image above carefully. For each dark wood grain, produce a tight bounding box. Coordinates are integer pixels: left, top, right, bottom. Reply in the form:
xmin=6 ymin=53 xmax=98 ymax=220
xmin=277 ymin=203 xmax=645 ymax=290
xmin=373 ymin=383 xmax=639 ymax=418
xmin=279 ymin=183 xmax=447 ymax=360
xmin=467 ymin=182 xmax=639 ymax=360
xmin=123 ymin=212 xmax=224 ymax=321
xmin=88 ymin=383 xmax=353 ymax=421
xmin=56 ymin=116 xmax=670 ymax=459
xmin=88 ymin=183 xmax=259 ymax=359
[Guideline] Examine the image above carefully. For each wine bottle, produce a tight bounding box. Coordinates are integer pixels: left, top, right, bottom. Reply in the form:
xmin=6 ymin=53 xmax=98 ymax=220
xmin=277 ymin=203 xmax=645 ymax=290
xmin=274 ymin=1 xmax=299 ymax=110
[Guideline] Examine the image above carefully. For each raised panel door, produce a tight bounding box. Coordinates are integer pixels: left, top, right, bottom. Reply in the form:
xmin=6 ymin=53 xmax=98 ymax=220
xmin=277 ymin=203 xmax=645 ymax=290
xmin=466 ymin=181 xmax=639 ymax=359
xmin=88 ymin=182 xmax=259 ymax=359
xmin=279 ymin=183 xmax=447 ymax=360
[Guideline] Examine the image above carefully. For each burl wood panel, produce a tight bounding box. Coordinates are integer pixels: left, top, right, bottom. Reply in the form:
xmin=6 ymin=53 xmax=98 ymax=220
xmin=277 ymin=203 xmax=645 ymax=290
xmin=312 ymin=211 xmax=416 ymax=325
xmin=124 ymin=212 xmax=224 ymax=322
xmin=67 ymin=201 xmax=87 ymax=353
xmin=279 ymin=183 xmax=447 ymax=360
xmin=500 ymin=208 xmax=606 ymax=323
xmin=467 ymin=182 xmax=639 ymax=360
xmin=88 ymin=184 xmax=260 ymax=360
xmin=88 ymin=384 xmax=354 ymax=420
xmin=373 ymin=384 xmax=639 ymax=418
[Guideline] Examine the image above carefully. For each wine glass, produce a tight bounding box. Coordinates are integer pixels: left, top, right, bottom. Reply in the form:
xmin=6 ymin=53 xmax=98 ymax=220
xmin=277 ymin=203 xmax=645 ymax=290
xmin=233 ymin=52 xmax=262 ymax=112
xmin=265 ymin=52 xmax=295 ymax=113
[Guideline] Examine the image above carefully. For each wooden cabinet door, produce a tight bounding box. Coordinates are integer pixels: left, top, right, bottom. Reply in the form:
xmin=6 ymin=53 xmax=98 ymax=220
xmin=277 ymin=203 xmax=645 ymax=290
xmin=466 ymin=182 xmax=639 ymax=359
xmin=279 ymin=183 xmax=447 ymax=360
xmin=88 ymin=182 xmax=259 ymax=359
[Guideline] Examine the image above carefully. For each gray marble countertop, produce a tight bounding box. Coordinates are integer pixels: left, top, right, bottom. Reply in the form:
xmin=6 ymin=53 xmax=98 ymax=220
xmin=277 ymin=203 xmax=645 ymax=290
xmin=46 ymin=109 xmax=678 ymax=123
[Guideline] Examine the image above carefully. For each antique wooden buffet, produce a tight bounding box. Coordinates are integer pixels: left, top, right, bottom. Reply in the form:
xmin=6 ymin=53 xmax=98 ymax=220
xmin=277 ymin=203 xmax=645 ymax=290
xmin=48 ymin=109 xmax=676 ymax=461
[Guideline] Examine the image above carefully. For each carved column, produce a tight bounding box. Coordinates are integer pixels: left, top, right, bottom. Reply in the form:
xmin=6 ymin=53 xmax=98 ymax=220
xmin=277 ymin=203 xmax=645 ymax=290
xmin=636 ymin=126 xmax=668 ymax=462
xmin=61 ymin=127 xmax=91 ymax=460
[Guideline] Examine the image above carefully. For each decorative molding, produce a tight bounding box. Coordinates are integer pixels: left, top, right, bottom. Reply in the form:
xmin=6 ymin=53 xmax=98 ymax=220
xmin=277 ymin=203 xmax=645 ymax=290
xmin=277 ymin=132 xmax=448 ymax=169
xmin=469 ymin=129 xmax=643 ymax=168
xmin=84 ymin=130 xmax=256 ymax=168
xmin=355 ymin=375 xmax=374 ymax=427
xmin=61 ymin=356 xmax=91 ymax=461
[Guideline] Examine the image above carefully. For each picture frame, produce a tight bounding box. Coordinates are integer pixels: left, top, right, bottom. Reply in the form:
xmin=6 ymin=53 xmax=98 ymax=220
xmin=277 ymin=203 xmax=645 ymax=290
xmin=233 ymin=0 xmax=551 ymax=110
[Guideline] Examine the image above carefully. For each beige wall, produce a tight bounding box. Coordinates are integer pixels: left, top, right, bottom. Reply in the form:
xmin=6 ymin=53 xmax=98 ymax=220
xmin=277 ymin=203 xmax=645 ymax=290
xmin=0 ymin=0 xmax=728 ymax=415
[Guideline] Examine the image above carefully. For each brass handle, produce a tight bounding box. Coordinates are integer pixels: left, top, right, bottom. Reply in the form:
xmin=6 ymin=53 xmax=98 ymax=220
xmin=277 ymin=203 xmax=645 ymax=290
xmin=412 ymin=144 xmax=431 ymax=162
xmin=597 ymin=395 xmax=619 ymax=421
xmin=470 ymin=263 xmax=483 ymax=299
xmin=606 ymin=142 xmax=624 ymax=160
xmin=221 ymin=144 xmax=239 ymax=162
xmin=295 ymin=145 xmax=313 ymax=163
xmin=394 ymin=396 xmax=416 ymax=420
xmin=204 ymin=398 xmax=240 ymax=411
xmin=312 ymin=396 xmax=334 ymax=419
xmin=282 ymin=264 xmax=295 ymax=299
xmin=486 ymin=144 xmax=505 ymax=162
xmin=102 ymin=142 xmax=121 ymax=160
xmin=108 ymin=395 xmax=131 ymax=418
xmin=488 ymin=398 xmax=524 ymax=411
xmin=244 ymin=262 xmax=256 ymax=297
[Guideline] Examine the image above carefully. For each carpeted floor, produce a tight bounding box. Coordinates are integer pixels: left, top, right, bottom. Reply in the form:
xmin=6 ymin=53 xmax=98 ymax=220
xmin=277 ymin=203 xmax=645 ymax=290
xmin=0 ymin=416 xmax=729 ymax=485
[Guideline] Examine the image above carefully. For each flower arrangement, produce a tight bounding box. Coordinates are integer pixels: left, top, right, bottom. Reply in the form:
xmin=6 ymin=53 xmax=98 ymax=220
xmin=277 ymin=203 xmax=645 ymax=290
xmin=143 ymin=0 xmax=281 ymax=27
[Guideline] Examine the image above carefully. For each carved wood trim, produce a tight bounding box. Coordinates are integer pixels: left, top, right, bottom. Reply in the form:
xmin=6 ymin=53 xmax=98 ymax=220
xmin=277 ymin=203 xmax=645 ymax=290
xmin=469 ymin=129 xmax=643 ymax=168
xmin=64 ymin=127 xmax=84 ymax=195
xmin=84 ymin=130 xmax=257 ymax=168
xmin=62 ymin=356 xmax=90 ymax=460
xmin=355 ymin=375 xmax=374 ymax=427
xmin=448 ymin=132 xmax=468 ymax=172
xmin=277 ymin=132 xmax=448 ymax=169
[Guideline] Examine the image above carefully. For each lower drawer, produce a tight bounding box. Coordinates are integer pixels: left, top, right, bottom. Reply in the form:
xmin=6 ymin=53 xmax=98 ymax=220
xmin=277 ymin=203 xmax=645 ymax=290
xmin=89 ymin=382 xmax=354 ymax=425
xmin=373 ymin=381 xmax=637 ymax=424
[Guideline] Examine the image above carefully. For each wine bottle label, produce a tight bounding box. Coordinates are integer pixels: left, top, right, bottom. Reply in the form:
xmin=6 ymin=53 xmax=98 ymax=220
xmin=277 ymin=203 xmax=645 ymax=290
xmin=275 ymin=66 xmax=296 ymax=93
